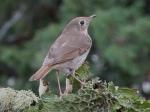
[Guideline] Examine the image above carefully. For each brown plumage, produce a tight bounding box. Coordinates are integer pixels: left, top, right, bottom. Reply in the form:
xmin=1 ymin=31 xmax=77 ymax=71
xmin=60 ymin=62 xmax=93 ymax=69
xmin=29 ymin=15 xmax=95 ymax=96
xmin=29 ymin=65 xmax=51 ymax=81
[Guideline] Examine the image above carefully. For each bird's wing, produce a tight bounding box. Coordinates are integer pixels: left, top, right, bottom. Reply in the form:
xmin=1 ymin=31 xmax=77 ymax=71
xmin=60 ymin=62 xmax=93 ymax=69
xmin=51 ymin=46 xmax=89 ymax=65
xmin=43 ymin=33 xmax=92 ymax=66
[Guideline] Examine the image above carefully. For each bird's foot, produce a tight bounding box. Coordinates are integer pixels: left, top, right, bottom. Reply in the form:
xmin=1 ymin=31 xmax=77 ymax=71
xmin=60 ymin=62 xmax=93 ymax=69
xmin=60 ymin=92 xmax=63 ymax=96
xmin=72 ymin=74 xmax=85 ymax=86
xmin=59 ymin=92 xmax=64 ymax=99
xmin=80 ymin=81 xmax=86 ymax=86
xmin=63 ymin=78 xmax=73 ymax=96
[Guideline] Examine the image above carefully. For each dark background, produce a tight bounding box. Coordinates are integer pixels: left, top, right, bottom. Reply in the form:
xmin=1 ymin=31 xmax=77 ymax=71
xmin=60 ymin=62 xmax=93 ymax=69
xmin=0 ymin=0 xmax=150 ymax=98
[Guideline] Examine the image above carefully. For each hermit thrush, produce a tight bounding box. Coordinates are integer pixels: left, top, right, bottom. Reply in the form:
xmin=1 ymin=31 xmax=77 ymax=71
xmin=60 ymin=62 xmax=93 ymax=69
xmin=29 ymin=15 xmax=95 ymax=96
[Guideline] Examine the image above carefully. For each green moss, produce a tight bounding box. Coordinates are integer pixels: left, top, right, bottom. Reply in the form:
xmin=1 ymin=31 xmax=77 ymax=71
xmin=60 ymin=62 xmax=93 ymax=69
xmin=24 ymin=78 xmax=150 ymax=112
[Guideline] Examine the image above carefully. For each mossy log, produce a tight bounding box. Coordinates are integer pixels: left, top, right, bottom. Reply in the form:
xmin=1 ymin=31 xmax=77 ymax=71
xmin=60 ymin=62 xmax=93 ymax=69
xmin=1 ymin=78 xmax=150 ymax=112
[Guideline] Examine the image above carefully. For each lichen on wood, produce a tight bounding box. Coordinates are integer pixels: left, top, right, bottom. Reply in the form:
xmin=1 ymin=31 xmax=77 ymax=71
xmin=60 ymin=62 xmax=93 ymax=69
xmin=24 ymin=78 xmax=150 ymax=112
xmin=0 ymin=88 xmax=39 ymax=112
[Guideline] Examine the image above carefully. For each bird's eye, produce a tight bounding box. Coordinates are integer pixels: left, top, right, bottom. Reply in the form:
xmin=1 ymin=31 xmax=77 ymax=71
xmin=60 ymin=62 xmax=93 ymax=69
xmin=80 ymin=20 xmax=84 ymax=25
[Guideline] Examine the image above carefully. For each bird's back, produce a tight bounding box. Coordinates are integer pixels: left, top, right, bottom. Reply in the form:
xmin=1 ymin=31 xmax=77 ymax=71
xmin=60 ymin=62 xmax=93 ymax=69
xmin=43 ymin=31 xmax=92 ymax=67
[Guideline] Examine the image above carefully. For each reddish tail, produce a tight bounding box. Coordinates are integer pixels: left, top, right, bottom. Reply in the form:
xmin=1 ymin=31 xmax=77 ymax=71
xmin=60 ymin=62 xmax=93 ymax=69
xmin=29 ymin=65 xmax=51 ymax=81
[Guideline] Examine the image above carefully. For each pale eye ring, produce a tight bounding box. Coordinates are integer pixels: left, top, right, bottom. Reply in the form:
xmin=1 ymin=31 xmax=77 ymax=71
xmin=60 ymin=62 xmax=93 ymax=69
xmin=80 ymin=20 xmax=84 ymax=25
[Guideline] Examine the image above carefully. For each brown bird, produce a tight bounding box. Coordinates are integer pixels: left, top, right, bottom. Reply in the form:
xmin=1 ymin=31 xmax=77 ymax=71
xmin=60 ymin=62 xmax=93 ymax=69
xmin=29 ymin=15 xmax=95 ymax=96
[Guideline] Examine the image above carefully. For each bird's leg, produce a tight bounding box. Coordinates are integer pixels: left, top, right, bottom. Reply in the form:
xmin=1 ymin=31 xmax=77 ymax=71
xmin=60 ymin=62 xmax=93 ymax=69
xmin=68 ymin=68 xmax=85 ymax=85
xmin=56 ymin=71 xmax=63 ymax=96
xmin=64 ymin=77 xmax=73 ymax=96
xmin=71 ymin=74 xmax=85 ymax=85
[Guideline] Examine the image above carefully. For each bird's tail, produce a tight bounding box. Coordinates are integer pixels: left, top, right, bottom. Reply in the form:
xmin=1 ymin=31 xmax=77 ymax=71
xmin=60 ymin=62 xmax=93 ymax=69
xmin=29 ymin=65 xmax=51 ymax=81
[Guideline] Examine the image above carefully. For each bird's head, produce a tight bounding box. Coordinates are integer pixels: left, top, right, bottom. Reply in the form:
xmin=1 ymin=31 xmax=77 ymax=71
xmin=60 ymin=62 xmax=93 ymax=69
xmin=63 ymin=15 xmax=96 ymax=33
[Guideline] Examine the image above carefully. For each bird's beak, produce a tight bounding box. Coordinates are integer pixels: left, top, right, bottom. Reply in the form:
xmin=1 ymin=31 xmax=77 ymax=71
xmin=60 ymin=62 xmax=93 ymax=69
xmin=88 ymin=15 xmax=96 ymax=22
xmin=90 ymin=15 xmax=96 ymax=18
